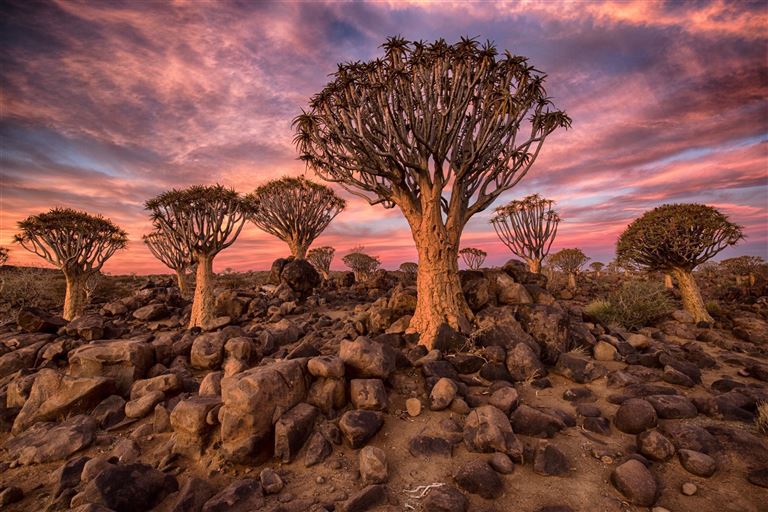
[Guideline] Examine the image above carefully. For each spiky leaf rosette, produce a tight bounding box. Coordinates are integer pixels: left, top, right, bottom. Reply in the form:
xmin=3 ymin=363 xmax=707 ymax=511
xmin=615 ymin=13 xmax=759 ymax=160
xmin=459 ymin=247 xmax=487 ymax=270
xmin=491 ymin=194 xmax=559 ymax=262
xmin=246 ymin=176 xmax=345 ymax=255
xmin=549 ymin=248 xmax=589 ymax=273
xmin=14 ymin=208 xmax=127 ymax=273
xmin=143 ymin=230 xmax=193 ymax=272
xmin=293 ymin=36 xmax=571 ymax=218
xmin=145 ymin=185 xmax=252 ymax=257
xmin=307 ymin=246 xmax=336 ymax=275
xmin=617 ymin=204 xmax=743 ymax=272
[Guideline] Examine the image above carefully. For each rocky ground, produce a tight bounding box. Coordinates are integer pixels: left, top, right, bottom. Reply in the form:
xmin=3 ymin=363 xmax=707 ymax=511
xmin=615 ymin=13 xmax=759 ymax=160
xmin=0 ymin=260 xmax=767 ymax=512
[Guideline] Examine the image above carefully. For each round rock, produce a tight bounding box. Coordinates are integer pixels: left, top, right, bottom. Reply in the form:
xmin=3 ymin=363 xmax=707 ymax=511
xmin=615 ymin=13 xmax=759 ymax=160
xmin=614 ymin=399 xmax=657 ymax=434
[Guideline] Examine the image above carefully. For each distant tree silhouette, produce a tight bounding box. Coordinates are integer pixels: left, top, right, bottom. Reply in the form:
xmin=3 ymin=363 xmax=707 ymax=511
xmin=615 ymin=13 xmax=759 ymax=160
xmin=0 ymin=246 xmax=8 ymax=266
xmin=550 ymin=248 xmax=589 ymax=290
xmin=145 ymin=185 xmax=251 ymax=329
xmin=459 ymin=247 xmax=487 ymax=270
xmin=590 ymin=261 xmax=604 ymax=278
xmin=307 ymin=246 xmax=335 ymax=280
xmin=491 ymin=194 xmax=559 ymax=273
xmin=399 ymin=261 xmax=418 ymax=280
xmin=294 ymin=36 xmax=570 ymax=348
xmin=14 ymin=208 xmax=127 ymax=319
xmin=617 ymin=203 xmax=742 ymax=323
xmin=143 ymin=230 xmax=194 ymax=294
xmin=720 ymin=255 xmax=765 ymax=286
xmin=247 ymin=176 xmax=345 ymax=259
xmin=342 ymin=247 xmax=380 ymax=282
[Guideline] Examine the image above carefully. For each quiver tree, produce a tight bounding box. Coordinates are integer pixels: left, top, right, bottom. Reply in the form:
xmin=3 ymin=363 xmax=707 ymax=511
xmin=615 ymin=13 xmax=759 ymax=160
xmin=342 ymin=248 xmax=380 ymax=282
xmin=247 ymin=176 xmax=345 ymax=259
xmin=307 ymin=246 xmax=335 ymax=280
xmin=0 ymin=246 xmax=8 ymax=266
xmin=721 ymin=256 xmax=765 ymax=286
xmin=14 ymin=208 xmax=127 ymax=320
xmin=549 ymin=248 xmax=589 ymax=290
xmin=617 ymin=203 xmax=743 ymax=324
xmin=399 ymin=261 xmax=418 ymax=279
xmin=491 ymin=194 xmax=559 ymax=273
xmin=145 ymin=185 xmax=251 ymax=329
xmin=294 ymin=37 xmax=570 ymax=347
xmin=459 ymin=247 xmax=487 ymax=270
xmin=590 ymin=261 xmax=604 ymax=278
xmin=143 ymin=231 xmax=194 ymax=294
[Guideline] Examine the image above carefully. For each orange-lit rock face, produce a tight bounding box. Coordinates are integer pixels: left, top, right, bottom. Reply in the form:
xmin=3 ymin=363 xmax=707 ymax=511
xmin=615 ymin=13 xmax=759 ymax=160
xmin=2 ymin=1 xmax=765 ymax=274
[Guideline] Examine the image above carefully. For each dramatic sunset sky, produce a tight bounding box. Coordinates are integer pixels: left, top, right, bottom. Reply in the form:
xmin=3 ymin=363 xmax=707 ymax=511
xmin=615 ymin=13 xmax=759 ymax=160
xmin=1 ymin=0 xmax=766 ymax=274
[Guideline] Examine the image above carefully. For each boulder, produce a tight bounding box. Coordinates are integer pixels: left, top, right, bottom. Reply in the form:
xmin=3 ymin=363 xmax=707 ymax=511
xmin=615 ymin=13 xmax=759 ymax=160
xmin=454 ymin=460 xmax=503 ymax=499
xmin=678 ymin=449 xmax=717 ymax=477
xmin=350 ymin=379 xmax=388 ymax=411
xmin=533 ymin=442 xmax=570 ymax=476
xmin=516 ymin=305 xmax=571 ymax=362
xmin=339 ymin=410 xmax=384 ymax=448
xmin=359 ymin=445 xmax=388 ymax=484
xmin=190 ymin=331 xmax=227 ymax=370
xmin=506 ymin=342 xmax=545 ymax=381
xmin=637 ymin=430 xmax=676 ymax=461
xmin=464 ymin=405 xmax=523 ymax=460
xmin=133 ymin=304 xmax=169 ymax=321
xmin=338 ymin=484 xmax=386 ymax=512
xmin=281 ymin=259 xmax=321 ymax=299
xmin=3 ymin=415 xmax=97 ymax=465
xmin=171 ymin=395 xmax=222 ymax=457
xmin=308 ymin=355 xmax=345 ymax=379
xmin=645 ymin=394 xmax=697 ymax=419
xmin=130 ymin=373 xmax=181 ymax=400
xmin=614 ymin=398 xmax=657 ymax=434
xmin=555 ymin=353 xmax=607 ymax=383
xmin=79 ymin=463 xmax=178 ymax=512
xmin=170 ymin=477 xmax=216 ymax=512
xmin=68 ymin=339 xmax=154 ymax=395
xmin=611 ymin=459 xmax=658 ymax=507
xmin=274 ymin=402 xmax=319 ymax=463
xmin=17 ymin=307 xmax=66 ymax=333
xmin=430 ymin=377 xmax=458 ymax=411
xmin=219 ymin=359 xmax=308 ymax=461
xmin=12 ymin=369 xmax=115 ymax=434
xmin=201 ymin=478 xmax=264 ymax=511
xmin=420 ymin=484 xmax=468 ymax=512
xmin=340 ymin=337 xmax=396 ymax=379
xmin=66 ymin=314 xmax=106 ymax=341
xmin=125 ymin=390 xmax=165 ymax=418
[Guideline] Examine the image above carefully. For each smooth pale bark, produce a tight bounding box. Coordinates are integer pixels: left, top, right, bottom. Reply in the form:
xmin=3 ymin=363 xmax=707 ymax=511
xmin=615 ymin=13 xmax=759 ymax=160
xmin=526 ymin=258 xmax=542 ymax=274
xmin=567 ymin=272 xmax=577 ymax=290
xmin=288 ymin=240 xmax=308 ymax=260
xmin=175 ymin=269 xmax=189 ymax=296
xmin=671 ymin=267 xmax=713 ymax=324
xmin=189 ymin=255 xmax=215 ymax=329
xmin=664 ymin=274 xmax=674 ymax=289
xmin=63 ymin=272 xmax=87 ymax=321
xmin=749 ymin=273 xmax=756 ymax=286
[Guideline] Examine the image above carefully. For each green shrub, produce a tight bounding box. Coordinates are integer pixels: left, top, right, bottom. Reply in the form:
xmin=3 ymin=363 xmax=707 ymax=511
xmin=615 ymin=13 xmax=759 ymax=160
xmin=586 ymin=280 xmax=673 ymax=329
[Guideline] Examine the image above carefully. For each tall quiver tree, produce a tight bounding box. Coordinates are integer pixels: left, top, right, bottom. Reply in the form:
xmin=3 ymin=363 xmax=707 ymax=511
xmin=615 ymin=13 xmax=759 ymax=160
xmin=143 ymin=231 xmax=193 ymax=294
xmin=14 ymin=208 xmax=127 ymax=320
xmin=247 ymin=176 xmax=345 ymax=259
xmin=145 ymin=185 xmax=251 ymax=329
xmin=617 ymin=204 xmax=742 ymax=323
xmin=549 ymin=248 xmax=589 ymax=290
xmin=459 ymin=247 xmax=487 ymax=270
xmin=294 ymin=37 xmax=570 ymax=347
xmin=307 ymin=246 xmax=335 ymax=280
xmin=491 ymin=194 xmax=560 ymax=273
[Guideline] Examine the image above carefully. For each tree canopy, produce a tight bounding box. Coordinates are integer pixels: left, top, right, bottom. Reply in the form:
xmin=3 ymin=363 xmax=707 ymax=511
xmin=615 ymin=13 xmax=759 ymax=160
xmin=617 ymin=204 xmax=743 ymax=272
xmin=549 ymin=248 xmax=589 ymax=273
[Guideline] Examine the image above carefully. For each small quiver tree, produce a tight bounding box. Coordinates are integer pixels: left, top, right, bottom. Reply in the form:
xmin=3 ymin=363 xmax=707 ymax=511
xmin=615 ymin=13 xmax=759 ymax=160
xmin=721 ymin=256 xmax=765 ymax=287
xmin=549 ymin=248 xmax=589 ymax=290
xmin=0 ymin=247 xmax=8 ymax=266
xmin=617 ymin=203 xmax=743 ymax=324
xmin=307 ymin=246 xmax=335 ymax=280
xmin=246 ymin=176 xmax=345 ymax=259
xmin=590 ymin=262 xmax=604 ymax=278
xmin=342 ymin=248 xmax=380 ymax=282
xmin=14 ymin=208 xmax=127 ymax=320
xmin=294 ymin=36 xmax=570 ymax=348
xmin=143 ymin=231 xmax=194 ymax=295
xmin=491 ymin=194 xmax=559 ymax=273
xmin=145 ymin=185 xmax=251 ymax=329
xmin=459 ymin=247 xmax=487 ymax=270
xmin=399 ymin=261 xmax=418 ymax=282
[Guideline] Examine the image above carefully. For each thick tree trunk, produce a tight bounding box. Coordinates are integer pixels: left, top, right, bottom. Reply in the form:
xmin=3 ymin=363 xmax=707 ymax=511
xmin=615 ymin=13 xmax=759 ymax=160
xmin=748 ymin=273 xmax=756 ymax=286
xmin=175 ymin=269 xmax=189 ymax=296
xmin=408 ymin=225 xmax=473 ymax=349
xmin=527 ymin=258 xmax=542 ymax=274
xmin=567 ymin=272 xmax=577 ymax=290
xmin=664 ymin=273 xmax=674 ymax=289
xmin=288 ymin=240 xmax=307 ymax=260
xmin=671 ymin=267 xmax=713 ymax=324
xmin=189 ymin=255 xmax=215 ymax=329
xmin=63 ymin=272 xmax=87 ymax=321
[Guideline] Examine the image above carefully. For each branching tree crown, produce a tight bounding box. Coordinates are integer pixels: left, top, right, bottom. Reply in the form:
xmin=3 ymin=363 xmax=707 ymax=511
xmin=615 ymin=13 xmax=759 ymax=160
xmin=247 ymin=176 xmax=345 ymax=259
xmin=549 ymin=248 xmax=589 ymax=274
xmin=459 ymin=247 xmax=487 ymax=270
xmin=143 ymin=231 xmax=192 ymax=272
xmin=293 ymin=36 xmax=571 ymax=228
xmin=590 ymin=262 xmax=604 ymax=272
xmin=399 ymin=262 xmax=418 ymax=275
xmin=342 ymin=247 xmax=380 ymax=280
xmin=145 ymin=185 xmax=251 ymax=258
xmin=307 ymin=246 xmax=336 ymax=278
xmin=491 ymin=194 xmax=559 ymax=270
xmin=616 ymin=204 xmax=743 ymax=272
xmin=720 ymin=256 xmax=764 ymax=277
xmin=14 ymin=208 xmax=128 ymax=275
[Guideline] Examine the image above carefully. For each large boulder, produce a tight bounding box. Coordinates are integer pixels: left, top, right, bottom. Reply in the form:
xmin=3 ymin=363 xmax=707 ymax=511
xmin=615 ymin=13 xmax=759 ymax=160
xmin=80 ymin=463 xmax=178 ymax=512
xmin=460 ymin=271 xmax=491 ymax=312
xmin=66 ymin=314 xmax=107 ymax=341
xmin=463 ymin=405 xmax=523 ymax=460
xmin=269 ymin=257 xmax=293 ymax=285
xmin=340 ymin=337 xmax=396 ymax=379
xmin=170 ymin=395 xmax=222 ymax=457
xmin=280 ymin=258 xmax=321 ymax=299
xmin=516 ymin=305 xmax=571 ymax=363
xmin=506 ymin=342 xmax=545 ymax=381
xmin=68 ymin=339 xmax=154 ymax=395
xmin=3 ymin=415 xmax=97 ymax=465
xmin=219 ymin=359 xmax=309 ymax=461
xmin=0 ymin=339 xmax=51 ymax=378
xmin=17 ymin=307 xmax=67 ymax=333
xmin=190 ymin=331 xmax=227 ymax=370
xmin=12 ymin=369 xmax=115 ymax=434
xmin=611 ymin=459 xmax=658 ymax=506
